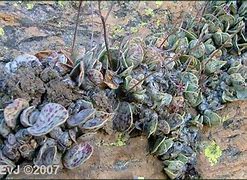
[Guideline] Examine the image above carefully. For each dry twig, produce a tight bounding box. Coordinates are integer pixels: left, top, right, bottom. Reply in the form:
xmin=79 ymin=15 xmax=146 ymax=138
xmin=71 ymin=0 xmax=83 ymax=58
xmin=97 ymin=1 xmax=112 ymax=68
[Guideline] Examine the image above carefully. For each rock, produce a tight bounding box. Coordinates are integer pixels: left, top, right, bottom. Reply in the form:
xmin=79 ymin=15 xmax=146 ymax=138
xmin=197 ymin=101 xmax=247 ymax=179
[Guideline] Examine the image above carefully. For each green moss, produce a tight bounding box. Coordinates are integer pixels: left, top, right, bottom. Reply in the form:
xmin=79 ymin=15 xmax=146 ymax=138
xmin=112 ymin=25 xmax=125 ymax=38
xmin=0 ymin=28 xmax=5 ymax=37
xmin=204 ymin=141 xmax=222 ymax=166
xmin=100 ymin=133 xmax=127 ymax=147
xmin=110 ymin=133 xmax=127 ymax=147
xmin=130 ymin=27 xmax=139 ymax=34
xmin=156 ymin=19 xmax=161 ymax=27
xmin=221 ymin=115 xmax=230 ymax=122
xmin=58 ymin=1 xmax=67 ymax=7
xmin=155 ymin=1 xmax=163 ymax=7
xmin=26 ymin=2 xmax=34 ymax=10
xmin=140 ymin=22 xmax=147 ymax=27
xmin=144 ymin=8 xmax=154 ymax=17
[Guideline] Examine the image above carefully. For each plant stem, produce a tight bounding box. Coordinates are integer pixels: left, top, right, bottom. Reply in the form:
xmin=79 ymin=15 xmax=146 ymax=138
xmin=98 ymin=1 xmax=112 ymax=68
xmin=90 ymin=1 xmax=94 ymax=49
xmin=71 ymin=0 xmax=83 ymax=58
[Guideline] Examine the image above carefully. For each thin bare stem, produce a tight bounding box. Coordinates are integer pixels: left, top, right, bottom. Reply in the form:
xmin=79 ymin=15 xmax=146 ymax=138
xmin=198 ymin=1 xmax=209 ymax=24
xmin=158 ymin=28 xmax=177 ymax=49
xmin=71 ymin=0 xmax=83 ymax=57
xmin=95 ymin=2 xmax=114 ymax=42
xmin=98 ymin=1 xmax=112 ymax=68
xmin=195 ymin=1 xmax=210 ymax=36
xmin=105 ymin=2 xmax=114 ymax=22
xmin=90 ymin=1 xmax=94 ymax=48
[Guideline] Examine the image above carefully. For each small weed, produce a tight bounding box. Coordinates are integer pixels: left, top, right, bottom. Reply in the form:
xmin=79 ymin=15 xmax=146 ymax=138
xmin=110 ymin=133 xmax=127 ymax=147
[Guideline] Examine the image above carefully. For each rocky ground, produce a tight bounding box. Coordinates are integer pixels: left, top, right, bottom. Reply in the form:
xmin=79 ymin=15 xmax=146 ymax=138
xmin=1 ymin=1 xmax=247 ymax=179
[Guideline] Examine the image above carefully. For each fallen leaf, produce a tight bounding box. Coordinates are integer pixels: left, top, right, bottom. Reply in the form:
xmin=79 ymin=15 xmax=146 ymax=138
xmin=35 ymin=50 xmax=53 ymax=60
xmin=104 ymin=70 xmax=119 ymax=89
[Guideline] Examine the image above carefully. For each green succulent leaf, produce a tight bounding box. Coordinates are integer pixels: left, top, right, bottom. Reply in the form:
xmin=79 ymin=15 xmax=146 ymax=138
xmin=219 ymin=14 xmax=235 ymax=30
xmin=222 ymin=88 xmax=238 ymax=102
xmin=151 ymin=136 xmax=166 ymax=154
xmin=182 ymin=28 xmax=198 ymax=41
xmin=174 ymin=37 xmax=189 ymax=53
xmin=184 ymin=91 xmax=203 ymax=107
xmin=230 ymin=73 xmax=245 ymax=88
xmin=167 ymin=34 xmax=177 ymax=48
xmin=176 ymin=154 xmax=189 ymax=164
xmin=0 ymin=27 xmax=5 ymax=37
xmin=164 ymin=160 xmax=185 ymax=179
xmin=160 ymin=93 xmax=173 ymax=106
xmin=168 ymin=113 xmax=184 ymax=130
xmin=181 ymin=72 xmax=199 ymax=86
xmin=203 ymin=110 xmax=222 ymax=127
xmin=238 ymin=1 xmax=247 ymax=16
xmin=205 ymin=59 xmax=227 ymax=74
xmin=125 ymin=43 xmax=144 ymax=68
xmin=190 ymin=114 xmax=204 ymax=127
xmin=205 ymin=44 xmax=216 ymax=55
xmin=146 ymin=117 xmax=158 ymax=138
xmin=236 ymin=89 xmax=247 ymax=100
xmin=189 ymin=39 xmax=206 ymax=59
xmin=155 ymin=138 xmax=174 ymax=156
xmin=227 ymin=61 xmax=242 ymax=74
xmin=238 ymin=66 xmax=247 ymax=79
xmin=213 ymin=32 xmax=223 ymax=46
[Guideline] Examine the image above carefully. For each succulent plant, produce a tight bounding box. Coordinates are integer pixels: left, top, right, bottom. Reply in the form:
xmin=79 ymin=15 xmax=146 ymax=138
xmin=34 ymin=138 xmax=59 ymax=166
xmin=4 ymin=98 xmax=29 ymax=129
xmin=0 ymin=113 xmax=11 ymax=138
xmin=27 ymin=103 xmax=69 ymax=136
xmin=63 ymin=142 xmax=93 ymax=169
xmin=20 ymin=106 xmax=36 ymax=127
xmin=67 ymin=108 xmax=95 ymax=128
xmin=81 ymin=111 xmax=114 ymax=131
xmin=113 ymin=101 xmax=134 ymax=132
xmin=0 ymin=151 xmax=15 ymax=168
xmin=5 ymin=54 xmax=42 ymax=74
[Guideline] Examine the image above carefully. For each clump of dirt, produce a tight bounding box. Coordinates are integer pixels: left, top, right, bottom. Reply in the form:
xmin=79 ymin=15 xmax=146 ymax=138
xmin=2 ymin=66 xmax=45 ymax=106
xmin=44 ymin=77 xmax=82 ymax=107
xmin=0 ymin=60 xmax=83 ymax=108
